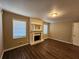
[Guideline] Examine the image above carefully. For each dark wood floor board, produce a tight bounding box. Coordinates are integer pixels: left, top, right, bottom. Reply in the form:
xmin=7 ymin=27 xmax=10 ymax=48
xmin=33 ymin=46 xmax=57 ymax=59
xmin=3 ymin=39 xmax=79 ymax=59
xmin=33 ymin=41 xmax=72 ymax=59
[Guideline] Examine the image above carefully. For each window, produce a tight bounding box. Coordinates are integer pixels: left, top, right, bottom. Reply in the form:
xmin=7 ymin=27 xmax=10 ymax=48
xmin=13 ymin=20 xmax=26 ymax=39
xmin=43 ymin=23 xmax=48 ymax=34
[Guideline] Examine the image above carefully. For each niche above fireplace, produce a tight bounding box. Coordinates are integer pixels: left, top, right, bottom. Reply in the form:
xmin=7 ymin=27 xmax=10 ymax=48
xmin=31 ymin=24 xmax=42 ymax=31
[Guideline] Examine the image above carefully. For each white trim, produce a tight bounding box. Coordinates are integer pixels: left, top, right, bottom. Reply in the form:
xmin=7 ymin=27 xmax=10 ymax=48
xmin=0 ymin=51 xmax=4 ymax=59
xmin=4 ymin=43 xmax=29 ymax=52
xmin=49 ymin=37 xmax=72 ymax=45
xmin=50 ymin=38 xmax=79 ymax=47
xmin=72 ymin=43 xmax=79 ymax=47
xmin=0 ymin=43 xmax=29 ymax=59
xmin=0 ymin=8 xmax=3 ymax=59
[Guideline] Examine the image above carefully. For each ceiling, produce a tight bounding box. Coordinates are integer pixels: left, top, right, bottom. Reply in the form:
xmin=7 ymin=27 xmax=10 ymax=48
xmin=0 ymin=0 xmax=79 ymax=23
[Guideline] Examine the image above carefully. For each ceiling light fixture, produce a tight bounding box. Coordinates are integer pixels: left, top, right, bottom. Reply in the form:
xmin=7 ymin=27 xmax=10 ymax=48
xmin=48 ymin=12 xmax=58 ymax=17
xmin=52 ymin=13 xmax=58 ymax=17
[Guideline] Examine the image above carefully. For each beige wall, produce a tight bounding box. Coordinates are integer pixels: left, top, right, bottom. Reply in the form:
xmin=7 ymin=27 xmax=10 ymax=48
xmin=0 ymin=8 xmax=3 ymax=57
xmin=49 ymin=22 xmax=73 ymax=43
xmin=3 ymin=10 xmax=29 ymax=49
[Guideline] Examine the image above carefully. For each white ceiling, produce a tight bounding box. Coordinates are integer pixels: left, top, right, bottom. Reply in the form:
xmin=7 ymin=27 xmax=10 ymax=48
xmin=0 ymin=0 xmax=79 ymax=23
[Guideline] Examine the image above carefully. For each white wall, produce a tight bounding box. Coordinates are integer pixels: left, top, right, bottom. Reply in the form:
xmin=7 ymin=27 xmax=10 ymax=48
xmin=0 ymin=8 xmax=3 ymax=58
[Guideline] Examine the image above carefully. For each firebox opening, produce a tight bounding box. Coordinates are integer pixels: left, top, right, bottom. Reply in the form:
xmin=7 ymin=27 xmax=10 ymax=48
xmin=34 ymin=35 xmax=41 ymax=41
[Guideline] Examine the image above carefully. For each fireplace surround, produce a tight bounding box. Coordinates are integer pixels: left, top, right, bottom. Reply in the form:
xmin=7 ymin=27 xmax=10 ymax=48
xmin=34 ymin=33 xmax=41 ymax=41
xmin=30 ymin=31 xmax=43 ymax=45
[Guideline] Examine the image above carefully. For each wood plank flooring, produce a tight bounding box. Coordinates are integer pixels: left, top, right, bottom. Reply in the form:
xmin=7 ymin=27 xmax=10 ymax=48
xmin=3 ymin=39 xmax=79 ymax=59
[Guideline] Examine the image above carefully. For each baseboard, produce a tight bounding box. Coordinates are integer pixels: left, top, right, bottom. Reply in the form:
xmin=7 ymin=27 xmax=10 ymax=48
xmin=0 ymin=43 xmax=29 ymax=59
xmin=4 ymin=43 xmax=29 ymax=52
xmin=72 ymin=43 xmax=79 ymax=47
xmin=0 ymin=43 xmax=28 ymax=59
xmin=49 ymin=38 xmax=73 ymax=45
xmin=0 ymin=51 xmax=4 ymax=59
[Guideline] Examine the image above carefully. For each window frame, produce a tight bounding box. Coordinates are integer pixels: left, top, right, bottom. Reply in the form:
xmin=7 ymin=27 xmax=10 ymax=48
xmin=12 ymin=18 xmax=27 ymax=39
xmin=43 ymin=23 xmax=49 ymax=35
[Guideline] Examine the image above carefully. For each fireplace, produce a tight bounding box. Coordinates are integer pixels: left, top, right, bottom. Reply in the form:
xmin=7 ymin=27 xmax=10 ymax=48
xmin=30 ymin=31 xmax=44 ymax=45
xmin=34 ymin=33 xmax=41 ymax=41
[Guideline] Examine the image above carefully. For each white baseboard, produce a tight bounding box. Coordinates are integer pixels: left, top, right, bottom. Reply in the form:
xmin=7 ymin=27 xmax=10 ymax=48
xmin=50 ymin=38 xmax=79 ymax=47
xmin=73 ymin=43 xmax=79 ymax=47
xmin=4 ymin=43 xmax=29 ymax=52
xmin=0 ymin=51 xmax=4 ymax=59
xmin=49 ymin=37 xmax=72 ymax=45
xmin=1 ymin=41 xmax=45 ymax=58
xmin=0 ymin=43 xmax=29 ymax=59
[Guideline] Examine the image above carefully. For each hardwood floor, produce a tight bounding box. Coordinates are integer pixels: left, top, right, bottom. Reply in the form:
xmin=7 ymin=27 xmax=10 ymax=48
xmin=3 ymin=39 xmax=79 ymax=59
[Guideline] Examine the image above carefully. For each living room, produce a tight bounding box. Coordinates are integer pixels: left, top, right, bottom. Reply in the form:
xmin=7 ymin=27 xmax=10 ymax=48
xmin=0 ymin=0 xmax=79 ymax=59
